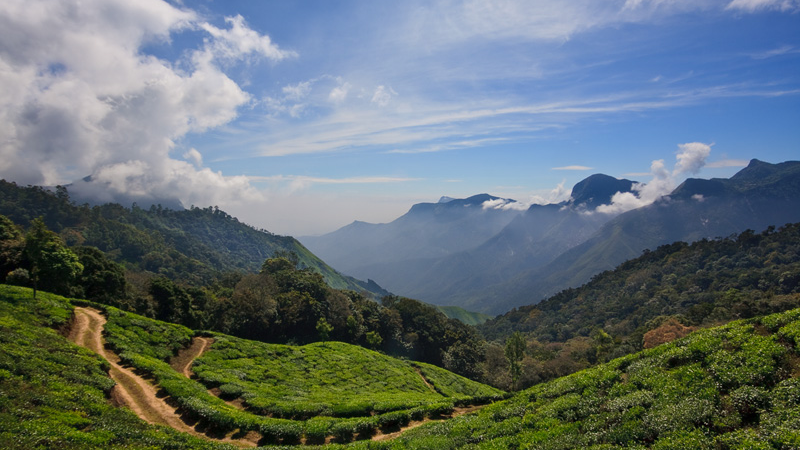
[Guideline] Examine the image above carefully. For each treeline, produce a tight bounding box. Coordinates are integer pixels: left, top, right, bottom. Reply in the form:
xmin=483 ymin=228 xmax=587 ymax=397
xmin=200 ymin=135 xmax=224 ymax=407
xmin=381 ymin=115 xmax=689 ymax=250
xmin=478 ymin=223 xmax=800 ymax=390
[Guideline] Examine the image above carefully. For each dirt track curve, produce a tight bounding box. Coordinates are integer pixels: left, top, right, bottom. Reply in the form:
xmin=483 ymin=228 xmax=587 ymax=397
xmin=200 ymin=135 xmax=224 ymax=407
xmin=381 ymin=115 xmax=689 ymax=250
xmin=170 ymin=336 xmax=214 ymax=378
xmin=68 ymin=307 xmax=256 ymax=447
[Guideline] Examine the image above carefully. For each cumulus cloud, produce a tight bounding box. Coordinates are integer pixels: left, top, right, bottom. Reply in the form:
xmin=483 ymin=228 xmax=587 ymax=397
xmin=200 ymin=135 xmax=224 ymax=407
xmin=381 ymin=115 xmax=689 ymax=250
xmin=674 ymin=142 xmax=712 ymax=175
xmin=482 ymin=180 xmax=571 ymax=211
xmin=0 ymin=0 xmax=289 ymax=208
xmin=595 ymin=142 xmax=713 ymax=215
xmin=183 ymin=148 xmax=203 ymax=167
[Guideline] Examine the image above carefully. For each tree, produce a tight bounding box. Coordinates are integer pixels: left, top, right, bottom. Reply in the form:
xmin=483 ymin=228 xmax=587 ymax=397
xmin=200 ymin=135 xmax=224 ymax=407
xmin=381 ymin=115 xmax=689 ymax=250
xmin=24 ymin=218 xmax=83 ymax=298
xmin=74 ymin=246 xmax=127 ymax=305
xmin=0 ymin=215 xmax=24 ymax=282
xmin=505 ymin=331 xmax=526 ymax=391
xmin=316 ymin=317 xmax=333 ymax=343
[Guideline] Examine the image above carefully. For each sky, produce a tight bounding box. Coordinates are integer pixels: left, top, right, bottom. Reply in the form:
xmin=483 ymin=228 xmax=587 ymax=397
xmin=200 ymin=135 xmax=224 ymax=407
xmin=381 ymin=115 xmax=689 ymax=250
xmin=0 ymin=0 xmax=798 ymax=236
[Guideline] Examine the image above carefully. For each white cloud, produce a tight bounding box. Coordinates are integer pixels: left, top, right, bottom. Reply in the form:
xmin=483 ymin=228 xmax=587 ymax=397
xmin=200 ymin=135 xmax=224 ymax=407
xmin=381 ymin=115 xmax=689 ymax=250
xmin=329 ymin=81 xmax=352 ymax=103
xmin=726 ymin=0 xmax=800 ymax=11
xmin=595 ymin=142 xmax=713 ymax=215
xmin=371 ymin=85 xmax=397 ymax=107
xmin=674 ymin=142 xmax=712 ymax=175
xmin=198 ymin=14 xmax=296 ymax=63
xmin=0 ymin=0 xmax=290 ymax=209
xmin=282 ymin=80 xmax=313 ymax=100
xmin=552 ymin=165 xmax=594 ymax=171
xmin=183 ymin=148 xmax=203 ymax=167
xmin=749 ymin=45 xmax=798 ymax=59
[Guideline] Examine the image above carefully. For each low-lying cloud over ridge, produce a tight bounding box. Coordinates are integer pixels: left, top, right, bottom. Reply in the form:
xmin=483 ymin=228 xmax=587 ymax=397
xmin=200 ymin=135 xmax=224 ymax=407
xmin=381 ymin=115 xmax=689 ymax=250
xmin=595 ymin=142 xmax=712 ymax=215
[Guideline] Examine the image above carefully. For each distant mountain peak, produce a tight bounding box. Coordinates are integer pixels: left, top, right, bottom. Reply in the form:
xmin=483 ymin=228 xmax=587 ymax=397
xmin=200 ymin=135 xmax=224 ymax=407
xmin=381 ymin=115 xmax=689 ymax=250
xmin=568 ymin=173 xmax=635 ymax=210
xmin=438 ymin=196 xmax=456 ymax=203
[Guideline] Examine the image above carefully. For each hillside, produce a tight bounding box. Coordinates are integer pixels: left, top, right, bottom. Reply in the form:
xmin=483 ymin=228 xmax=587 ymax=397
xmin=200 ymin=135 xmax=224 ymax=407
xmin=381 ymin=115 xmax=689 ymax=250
xmin=4 ymin=283 xmax=800 ymax=448
xmin=0 ymin=285 xmax=503 ymax=448
xmin=469 ymin=223 xmax=800 ymax=390
xmin=376 ymin=308 xmax=800 ymax=449
xmin=0 ymin=179 xmax=385 ymax=295
xmin=481 ymin=222 xmax=800 ymax=344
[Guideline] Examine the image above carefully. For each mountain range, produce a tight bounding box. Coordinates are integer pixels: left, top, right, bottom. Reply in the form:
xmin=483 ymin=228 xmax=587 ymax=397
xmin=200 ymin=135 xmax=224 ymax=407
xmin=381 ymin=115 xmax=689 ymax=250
xmin=303 ymin=159 xmax=800 ymax=314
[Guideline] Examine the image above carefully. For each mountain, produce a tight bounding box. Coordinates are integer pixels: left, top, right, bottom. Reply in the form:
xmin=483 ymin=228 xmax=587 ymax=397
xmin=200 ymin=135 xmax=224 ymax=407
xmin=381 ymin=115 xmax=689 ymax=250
xmin=300 ymin=193 xmax=522 ymax=281
xmin=0 ymin=179 xmax=386 ymax=296
xmin=302 ymin=174 xmax=637 ymax=310
xmin=471 ymin=159 xmax=800 ymax=314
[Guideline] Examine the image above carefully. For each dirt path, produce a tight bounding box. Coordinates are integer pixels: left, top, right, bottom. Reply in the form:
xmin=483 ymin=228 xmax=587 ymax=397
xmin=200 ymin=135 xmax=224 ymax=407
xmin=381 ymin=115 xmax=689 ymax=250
xmin=414 ymin=367 xmax=437 ymax=393
xmin=170 ymin=336 xmax=214 ymax=378
xmin=69 ymin=307 xmax=256 ymax=448
xmin=372 ymin=404 xmax=488 ymax=441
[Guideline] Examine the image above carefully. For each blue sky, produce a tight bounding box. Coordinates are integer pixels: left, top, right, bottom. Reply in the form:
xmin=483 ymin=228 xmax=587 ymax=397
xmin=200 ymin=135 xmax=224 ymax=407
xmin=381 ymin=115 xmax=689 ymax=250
xmin=0 ymin=0 xmax=798 ymax=235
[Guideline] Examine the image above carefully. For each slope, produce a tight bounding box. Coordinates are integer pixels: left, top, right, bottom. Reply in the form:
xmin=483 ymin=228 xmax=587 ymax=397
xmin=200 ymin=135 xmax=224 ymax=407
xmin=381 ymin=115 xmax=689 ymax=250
xmin=0 ymin=285 xmax=234 ymax=449
xmin=480 ymin=223 xmax=800 ymax=345
xmin=369 ymin=307 xmax=800 ymax=449
xmin=0 ymin=284 xmax=505 ymax=446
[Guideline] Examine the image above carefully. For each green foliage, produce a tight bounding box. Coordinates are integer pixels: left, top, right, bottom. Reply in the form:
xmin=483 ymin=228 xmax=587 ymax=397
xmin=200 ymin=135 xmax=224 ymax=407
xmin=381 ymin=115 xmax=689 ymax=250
xmin=505 ymin=331 xmax=526 ymax=391
xmin=24 ymin=217 xmax=83 ymax=297
xmin=383 ymin=308 xmax=800 ymax=449
xmin=480 ymin=223 xmax=800 ymax=389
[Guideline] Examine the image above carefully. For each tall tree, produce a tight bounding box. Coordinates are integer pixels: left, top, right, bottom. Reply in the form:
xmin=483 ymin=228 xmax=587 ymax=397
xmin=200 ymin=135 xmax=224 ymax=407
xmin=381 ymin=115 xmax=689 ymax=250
xmin=0 ymin=215 xmax=24 ymax=282
xmin=505 ymin=331 xmax=526 ymax=391
xmin=24 ymin=218 xmax=83 ymax=298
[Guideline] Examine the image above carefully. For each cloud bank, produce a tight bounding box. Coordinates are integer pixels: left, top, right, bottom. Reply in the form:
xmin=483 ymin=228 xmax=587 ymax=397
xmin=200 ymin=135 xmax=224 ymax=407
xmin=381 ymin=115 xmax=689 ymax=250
xmin=0 ymin=0 xmax=292 ymax=207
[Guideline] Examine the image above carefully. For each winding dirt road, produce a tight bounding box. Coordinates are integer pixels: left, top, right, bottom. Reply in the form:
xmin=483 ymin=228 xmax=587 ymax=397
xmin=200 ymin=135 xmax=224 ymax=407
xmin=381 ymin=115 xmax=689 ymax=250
xmin=68 ymin=307 xmax=256 ymax=447
xmin=170 ymin=335 xmax=214 ymax=378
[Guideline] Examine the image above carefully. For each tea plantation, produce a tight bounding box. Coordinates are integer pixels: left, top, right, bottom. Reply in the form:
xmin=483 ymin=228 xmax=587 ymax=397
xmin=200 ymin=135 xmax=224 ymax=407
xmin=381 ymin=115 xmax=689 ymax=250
xmin=3 ymin=283 xmax=799 ymax=448
xmin=0 ymin=285 xmax=233 ymax=449
xmin=354 ymin=308 xmax=800 ymax=449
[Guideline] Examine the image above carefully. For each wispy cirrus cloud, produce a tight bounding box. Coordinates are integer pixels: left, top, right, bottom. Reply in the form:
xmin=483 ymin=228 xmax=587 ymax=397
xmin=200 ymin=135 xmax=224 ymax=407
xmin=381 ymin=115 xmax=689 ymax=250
xmin=726 ymin=0 xmax=800 ymax=12
xmin=250 ymin=175 xmax=420 ymax=193
xmin=245 ymin=82 xmax=798 ymax=159
xmin=552 ymin=165 xmax=594 ymax=171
